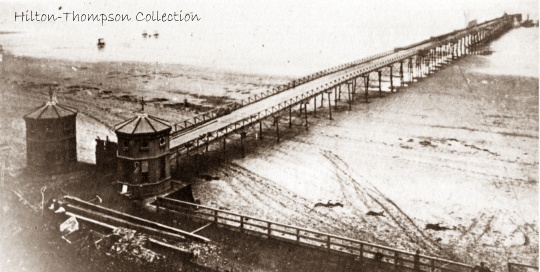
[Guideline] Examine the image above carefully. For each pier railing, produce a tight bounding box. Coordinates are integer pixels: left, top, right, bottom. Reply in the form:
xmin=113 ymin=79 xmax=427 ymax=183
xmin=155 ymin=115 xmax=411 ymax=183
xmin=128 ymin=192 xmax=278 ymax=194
xmin=168 ymin=14 xmax=514 ymax=140
xmin=155 ymin=196 xmax=473 ymax=272
xmin=170 ymin=49 xmax=394 ymax=138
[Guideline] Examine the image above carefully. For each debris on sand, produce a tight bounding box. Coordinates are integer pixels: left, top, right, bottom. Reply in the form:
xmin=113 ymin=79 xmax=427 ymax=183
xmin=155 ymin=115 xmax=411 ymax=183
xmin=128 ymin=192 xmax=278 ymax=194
xmin=366 ymin=211 xmax=385 ymax=217
xmin=425 ymin=223 xmax=453 ymax=231
xmin=464 ymin=144 xmax=499 ymax=156
xmin=419 ymin=140 xmax=437 ymax=147
xmin=311 ymin=200 xmax=344 ymax=211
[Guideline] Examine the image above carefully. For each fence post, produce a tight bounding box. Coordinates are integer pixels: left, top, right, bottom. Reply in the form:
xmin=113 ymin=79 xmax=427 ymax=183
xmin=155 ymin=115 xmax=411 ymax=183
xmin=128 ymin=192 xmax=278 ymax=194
xmin=326 ymin=236 xmax=331 ymax=250
xmin=267 ymin=222 xmax=271 ymax=237
xmin=359 ymin=244 xmax=363 ymax=266
xmin=296 ymin=229 xmax=300 ymax=243
xmin=431 ymin=259 xmax=435 ymax=272
xmin=213 ymin=210 xmax=218 ymax=223
xmin=394 ymin=251 xmax=399 ymax=269
xmin=240 ymin=216 xmax=244 ymax=232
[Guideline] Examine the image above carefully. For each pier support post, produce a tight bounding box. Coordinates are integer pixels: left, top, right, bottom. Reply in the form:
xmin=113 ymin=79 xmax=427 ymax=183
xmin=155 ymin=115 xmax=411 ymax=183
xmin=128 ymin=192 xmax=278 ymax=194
xmin=378 ymin=70 xmax=382 ymax=98
xmin=205 ymin=134 xmax=209 ymax=153
xmin=313 ymin=97 xmax=317 ymax=117
xmin=459 ymin=38 xmax=463 ymax=56
xmin=259 ymin=121 xmax=263 ymax=140
xmin=222 ymin=137 xmax=226 ymax=153
xmin=334 ymin=87 xmax=338 ymax=106
xmin=408 ymin=58 xmax=413 ymax=82
xmin=240 ymin=132 xmax=246 ymax=158
xmin=364 ymin=75 xmax=369 ymax=103
xmin=347 ymin=82 xmax=352 ymax=110
xmin=422 ymin=56 xmax=426 ymax=77
xmin=327 ymin=91 xmax=332 ymax=120
xmin=288 ymin=107 xmax=292 ymax=128
xmin=274 ymin=117 xmax=280 ymax=143
xmin=399 ymin=61 xmax=404 ymax=87
xmin=304 ymin=102 xmax=309 ymax=130
xmin=390 ymin=66 xmax=394 ymax=92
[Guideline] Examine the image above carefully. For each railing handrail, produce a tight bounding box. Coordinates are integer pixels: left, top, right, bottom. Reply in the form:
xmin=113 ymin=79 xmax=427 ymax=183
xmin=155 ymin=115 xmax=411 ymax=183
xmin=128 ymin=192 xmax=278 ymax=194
xmin=508 ymin=262 xmax=540 ymax=270
xmin=171 ymin=16 xmax=505 ymax=138
xmin=168 ymin=14 xmax=511 ymax=136
xmin=156 ymin=196 xmax=473 ymax=270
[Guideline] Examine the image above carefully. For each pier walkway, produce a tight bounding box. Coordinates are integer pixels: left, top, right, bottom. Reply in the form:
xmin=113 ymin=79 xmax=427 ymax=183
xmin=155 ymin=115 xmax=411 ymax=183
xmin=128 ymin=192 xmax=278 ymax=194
xmin=168 ymin=14 xmax=515 ymax=157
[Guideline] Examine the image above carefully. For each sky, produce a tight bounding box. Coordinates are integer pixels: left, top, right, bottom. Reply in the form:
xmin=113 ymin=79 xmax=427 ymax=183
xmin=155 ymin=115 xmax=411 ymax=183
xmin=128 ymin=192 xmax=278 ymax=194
xmin=0 ymin=0 xmax=537 ymax=75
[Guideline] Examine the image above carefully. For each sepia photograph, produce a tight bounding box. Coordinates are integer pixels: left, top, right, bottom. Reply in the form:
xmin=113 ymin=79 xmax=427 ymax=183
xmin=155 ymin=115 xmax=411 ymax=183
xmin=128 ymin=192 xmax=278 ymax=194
xmin=0 ymin=0 xmax=538 ymax=271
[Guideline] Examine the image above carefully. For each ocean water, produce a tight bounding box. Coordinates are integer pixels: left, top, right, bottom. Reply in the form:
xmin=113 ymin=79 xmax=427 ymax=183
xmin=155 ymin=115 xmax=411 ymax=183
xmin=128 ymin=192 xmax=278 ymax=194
xmin=0 ymin=0 xmax=537 ymax=77
xmin=474 ymin=27 xmax=538 ymax=77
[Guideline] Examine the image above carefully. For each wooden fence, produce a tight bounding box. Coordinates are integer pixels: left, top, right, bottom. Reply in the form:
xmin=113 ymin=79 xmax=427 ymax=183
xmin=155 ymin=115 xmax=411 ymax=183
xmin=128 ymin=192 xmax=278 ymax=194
xmin=508 ymin=262 xmax=539 ymax=272
xmin=155 ymin=197 xmax=473 ymax=272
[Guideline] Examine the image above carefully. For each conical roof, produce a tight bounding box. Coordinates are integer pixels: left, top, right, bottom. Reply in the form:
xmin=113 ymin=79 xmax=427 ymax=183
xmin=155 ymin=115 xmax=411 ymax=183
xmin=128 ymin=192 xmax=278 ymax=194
xmin=23 ymin=100 xmax=78 ymax=119
xmin=114 ymin=113 xmax=171 ymax=135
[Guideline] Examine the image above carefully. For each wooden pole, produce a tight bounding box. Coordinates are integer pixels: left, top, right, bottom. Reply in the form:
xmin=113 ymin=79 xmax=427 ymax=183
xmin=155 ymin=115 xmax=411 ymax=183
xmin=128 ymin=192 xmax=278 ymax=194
xmin=364 ymin=75 xmax=369 ymax=103
xmin=313 ymin=96 xmax=317 ymax=117
xmin=222 ymin=137 xmax=226 ymax=153
xmin=259 ymin=121 xmax=263 ymax=140
xmin=275 ymin=118 xmax=280 ymax=142
xmin=327 ymin=91 xmax=332 ymax=120
xmin=288 ymin=107 xmax=292 ymax=128
xmin=378 ymin=70 xmax=382 ymax=98
xmin=240 ymin=132 xmax=245 ymax=158
xmin=347 ymin=82 xmax=352 ymax=110
xmin=390 ymin=66 xmax=394 ymax=92
xmin=399 ymin=61 xmax=404 ymax=87
xmin=304 ymin=103 xmax=308 ymax=130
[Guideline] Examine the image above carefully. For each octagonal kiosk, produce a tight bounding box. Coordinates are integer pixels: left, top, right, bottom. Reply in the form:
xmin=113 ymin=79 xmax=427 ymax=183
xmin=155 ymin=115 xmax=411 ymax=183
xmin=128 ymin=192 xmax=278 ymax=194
xmin=114 ymin=113 xmax=172 ymax=198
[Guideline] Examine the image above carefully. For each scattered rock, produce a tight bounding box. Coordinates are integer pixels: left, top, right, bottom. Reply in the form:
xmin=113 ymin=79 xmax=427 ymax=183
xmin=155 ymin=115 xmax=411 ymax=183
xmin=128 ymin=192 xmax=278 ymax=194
xmin=419 ymin=140 xmax=437 ymax=147
xmin=366 ymin=211 xmax=384 ymax=217
xmin=311 ymin=201 xmax=344 ymax=210
xmin=425 ymin=223 xmax=452 ymax=231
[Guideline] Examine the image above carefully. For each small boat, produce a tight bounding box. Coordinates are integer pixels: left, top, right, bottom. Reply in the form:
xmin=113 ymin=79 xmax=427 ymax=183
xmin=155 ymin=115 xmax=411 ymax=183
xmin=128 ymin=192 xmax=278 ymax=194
xmin=97 ymin=38 xmax=105 ymax=49
xmin=142 ymin=31 xmax=148 ymax=38
xmin=153 ymin=32 xmax=159 ymax=38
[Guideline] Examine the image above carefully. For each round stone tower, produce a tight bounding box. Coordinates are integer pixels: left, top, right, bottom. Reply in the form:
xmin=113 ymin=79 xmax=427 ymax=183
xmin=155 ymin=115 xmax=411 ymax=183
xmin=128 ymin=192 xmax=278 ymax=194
xmin=23 ymin=95 xmax=78 ymax=173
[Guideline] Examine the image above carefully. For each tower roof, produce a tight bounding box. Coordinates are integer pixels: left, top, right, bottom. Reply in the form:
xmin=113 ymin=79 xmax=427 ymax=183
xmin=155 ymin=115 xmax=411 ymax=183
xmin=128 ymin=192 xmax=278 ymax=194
xmin=23 ymin=100 xmax=78 ymax=120
xmin=114 ymin=113 xmax=171 ymax=135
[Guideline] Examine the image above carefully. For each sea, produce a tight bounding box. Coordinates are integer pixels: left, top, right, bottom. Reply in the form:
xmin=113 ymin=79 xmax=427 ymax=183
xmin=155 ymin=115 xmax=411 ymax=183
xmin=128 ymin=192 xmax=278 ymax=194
xmin=0 ymin=0 xmax=536 ymax=77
